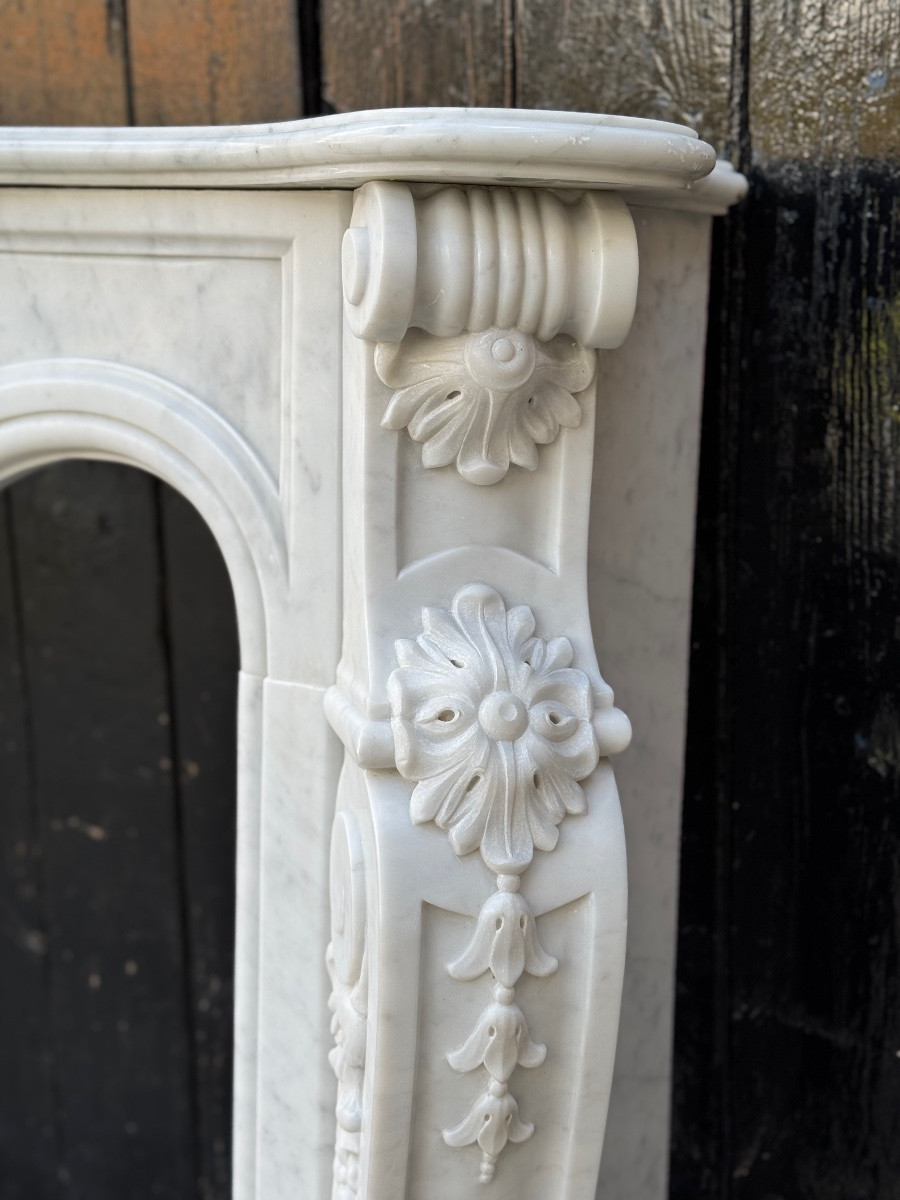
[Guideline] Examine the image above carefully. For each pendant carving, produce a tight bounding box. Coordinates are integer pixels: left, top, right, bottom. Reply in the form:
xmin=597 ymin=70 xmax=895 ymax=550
xmin=443 ymin=874 xmax=554 ymax=1182
xmin=389 ymin=584 xmax=615 ymax=1182
xmin=326 ymin=811 xmax=368 ymax=1200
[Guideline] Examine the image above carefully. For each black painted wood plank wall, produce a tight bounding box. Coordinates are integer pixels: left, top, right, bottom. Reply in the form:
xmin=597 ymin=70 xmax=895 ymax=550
xmin=1 ymin=3 xmax=898 ymax=1199
xmin=671 ymin=3 xmax=900 ymax=1197
xmin=0 ymin=467 xmax=239 ymax=1200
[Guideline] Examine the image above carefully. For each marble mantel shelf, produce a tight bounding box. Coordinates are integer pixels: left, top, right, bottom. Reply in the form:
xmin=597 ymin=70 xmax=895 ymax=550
xmin=0 ymin=106 xmax=744 ymax=211
xmin=0 ymin=109 xmax=746 ymax=1200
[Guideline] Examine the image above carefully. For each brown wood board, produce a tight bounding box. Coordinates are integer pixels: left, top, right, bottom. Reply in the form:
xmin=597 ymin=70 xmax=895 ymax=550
xmin=0 ymin=0 xmax=130 ymax=126
xmin=321 ymin=0 xmax=511 ymax=111
xmin=127 ymin=0 xmax=304 ymax=125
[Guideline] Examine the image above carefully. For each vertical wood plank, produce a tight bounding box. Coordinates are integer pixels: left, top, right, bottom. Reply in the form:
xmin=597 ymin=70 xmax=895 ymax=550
xmin=10 ymin=462 xmax=197 ymax=1197
xmin=126 ymin=0 xmax=303 ymax=125
xmin=674 ymin=1 xmax=900 ymax=1196
xmin=670 ymin=210 xmax=745 ymax=1200
xmin=159 ymin=485 xmax=239 ymax=1200
xmin=719 ymin=169 xmax=900 ymax=1200
xmin=750 ymin=0 xmax=900 ymax=163
xmin=320 ymin=0 xmax=510 ymax=112
xmin=0 ymin=0 xmax=130 ymax=125
xmin=514 ymin=0 xmax=736 ymax=149
xmin=0 ymin=495 xmax=60 ymax=1199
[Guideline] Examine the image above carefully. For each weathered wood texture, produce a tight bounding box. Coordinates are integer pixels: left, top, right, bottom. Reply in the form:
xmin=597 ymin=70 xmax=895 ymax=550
xmin=0 ymin=492 xmax=58 ymax=1198
xmin=0 ymin=0 xmax=130 ymax=125
xmin=321 ymin=0 xmax=735 ymax=146
xmin=0 ymin=0 xmax=303 ymax=127
xmin=514 ymin=0 xmax=735 ymax=149
xmin=672 ymin=2 xmax=900 ymax=1198
xmin=321 ymin=0 xmax=511 ymax=110
xmin=750 ymin=0 xmax=900 ymax=162
xmin=0 ymin=467 xmax=239 ymax=1200
xmin=159 ymin=486 xmax=239 ymax=1198
xmin=128 ymin=0 xmax=303 ymax=125
xmin=15 ymin=465 xmax=197 ymax=1197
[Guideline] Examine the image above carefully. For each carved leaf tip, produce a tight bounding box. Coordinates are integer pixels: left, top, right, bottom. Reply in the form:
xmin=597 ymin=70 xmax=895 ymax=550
xmin=447 ymin=888 xmax=558 ymax=986
xmin=442 ymin=1085 xmax=534 ymax=1155
xmin=446 ymin=999 xmax=547 ymax=1078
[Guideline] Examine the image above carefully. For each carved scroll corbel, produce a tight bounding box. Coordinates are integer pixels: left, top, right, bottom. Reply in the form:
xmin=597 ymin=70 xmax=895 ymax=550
xmin=341 ymin=181 xmax=639 ymax=484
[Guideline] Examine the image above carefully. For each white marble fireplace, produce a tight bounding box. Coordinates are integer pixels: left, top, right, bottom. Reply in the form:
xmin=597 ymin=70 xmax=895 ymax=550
xmin=0 ymin=108 xmax=745 ymax=1200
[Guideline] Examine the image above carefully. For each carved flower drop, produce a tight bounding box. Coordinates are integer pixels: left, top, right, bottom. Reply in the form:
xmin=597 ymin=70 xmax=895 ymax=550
xmin=443 ymin=1084 xmax=533 ymax=1183
xmin=447 ymin=886 xmax=558 ymax=986
xmin=446 ymin=998 xmax=547 ymax=1080
xmin=376 ymin=327 xmax=595 ymax=485
xmin=388 ymin=584 xmax=599 ymax=874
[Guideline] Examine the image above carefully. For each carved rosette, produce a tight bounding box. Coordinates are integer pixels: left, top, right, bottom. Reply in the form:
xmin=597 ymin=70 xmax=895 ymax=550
xmin=376 ymin=328 xmax=595 ymax=485
xmin=326 ymin=812 xmax=368 ymax=1200
xmin=389 ymin=584 xmax=600 ymax=874
xmin=389 ymin=584 xmax=623 ymax=1182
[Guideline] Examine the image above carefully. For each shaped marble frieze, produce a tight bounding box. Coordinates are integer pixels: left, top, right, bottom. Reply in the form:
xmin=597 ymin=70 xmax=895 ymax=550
xmin=388 ymin=583 xmax=620 ymax=1183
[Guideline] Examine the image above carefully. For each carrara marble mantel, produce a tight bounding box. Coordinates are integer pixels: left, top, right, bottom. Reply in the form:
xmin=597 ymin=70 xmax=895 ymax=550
xmin=0 ymin=109 xmax=745 ymax=1200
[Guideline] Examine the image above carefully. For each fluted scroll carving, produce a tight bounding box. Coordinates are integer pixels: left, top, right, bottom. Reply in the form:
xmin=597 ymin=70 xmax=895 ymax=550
xmin=389 ymin=584 xmax=629 ymax=1182
xmin=342 ymin=181 xmax=638 ymax=349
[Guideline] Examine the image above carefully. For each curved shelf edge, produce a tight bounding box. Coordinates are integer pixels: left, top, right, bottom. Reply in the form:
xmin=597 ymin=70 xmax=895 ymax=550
xmin=0 ymin=107 xmax=744 ymax=206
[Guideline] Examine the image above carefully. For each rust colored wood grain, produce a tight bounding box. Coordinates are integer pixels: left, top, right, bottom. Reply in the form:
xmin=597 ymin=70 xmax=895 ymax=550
xmin=127 ymin=0 xmax=303 ymax=125
xmin=321 ymin=0 xmax=511 ymax=112
xmin=0 ymin=0 xmax=130 ymax=125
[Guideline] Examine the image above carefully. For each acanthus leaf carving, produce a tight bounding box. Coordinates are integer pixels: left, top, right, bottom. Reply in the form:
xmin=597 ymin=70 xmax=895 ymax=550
xmin=388 ymin=583 xmax=600 ymax=876
xmin=376 ymin=328 xmax=596 ymax=485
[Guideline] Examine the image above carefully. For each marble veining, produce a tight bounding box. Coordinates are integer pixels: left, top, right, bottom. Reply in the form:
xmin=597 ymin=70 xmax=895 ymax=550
xmin=0 ymin=109 xmax=746 ymax=1200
